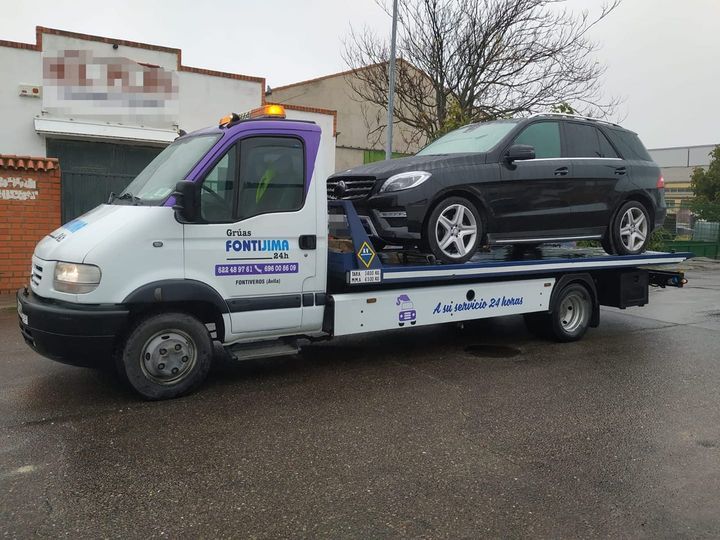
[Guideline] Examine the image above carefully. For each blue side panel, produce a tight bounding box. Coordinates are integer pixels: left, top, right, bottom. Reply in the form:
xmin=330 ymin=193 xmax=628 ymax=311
xmin=328 ymin=252 xmax=359 ymax=277
xmin=328 ymin=201 xmax=383 ymax=275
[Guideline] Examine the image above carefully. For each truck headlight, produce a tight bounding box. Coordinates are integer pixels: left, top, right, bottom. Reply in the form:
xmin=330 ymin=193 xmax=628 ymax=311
xmin=54 ymin=262 xmax=102 ymax=294
xmin=379 ymin=171 xmax=432 ymax=193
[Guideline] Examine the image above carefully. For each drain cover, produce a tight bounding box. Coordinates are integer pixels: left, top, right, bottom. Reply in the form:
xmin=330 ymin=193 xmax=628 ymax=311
xmin=465 ymin=344 xmax=522 ymax=358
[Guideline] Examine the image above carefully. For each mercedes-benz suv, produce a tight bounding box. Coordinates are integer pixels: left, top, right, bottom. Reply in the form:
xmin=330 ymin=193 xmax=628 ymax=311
xmin=327 ymin=114 xmax=666 ymax=263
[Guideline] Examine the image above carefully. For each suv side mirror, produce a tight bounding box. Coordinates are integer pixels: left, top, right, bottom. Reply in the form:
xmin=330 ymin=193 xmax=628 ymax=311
xmin=172 ymin=181 xmax=201 ymax=223
xmin=506 ymin=144 xmax=536 ymax=162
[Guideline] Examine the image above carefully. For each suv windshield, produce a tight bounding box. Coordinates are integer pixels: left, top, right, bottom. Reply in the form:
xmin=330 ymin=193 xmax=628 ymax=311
xmin=119 ymin=134 xmax=221 ymax=202
xmin=417 ymin=120 xmax=518 ymax=155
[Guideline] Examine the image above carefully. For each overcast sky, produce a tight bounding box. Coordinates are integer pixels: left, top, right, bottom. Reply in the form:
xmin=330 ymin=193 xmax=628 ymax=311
xmin=2 ymin=0 xmax=719 ymax=148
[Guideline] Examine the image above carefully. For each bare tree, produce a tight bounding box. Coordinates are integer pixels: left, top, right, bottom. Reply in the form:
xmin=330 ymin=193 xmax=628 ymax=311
xmin=343 ymin=0 xmax=622 ymax=143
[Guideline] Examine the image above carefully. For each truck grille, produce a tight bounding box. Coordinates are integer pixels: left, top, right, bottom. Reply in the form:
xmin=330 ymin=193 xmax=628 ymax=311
xmin=327 ymin=176 xmax=377 ymax=200
xmin=31 ymin=264 xmax=43 ymax=288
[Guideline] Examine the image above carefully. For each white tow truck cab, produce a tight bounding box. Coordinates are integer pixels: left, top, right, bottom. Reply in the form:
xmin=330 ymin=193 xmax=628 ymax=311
xmin=17 ymin=105 xmax=691 ymax=399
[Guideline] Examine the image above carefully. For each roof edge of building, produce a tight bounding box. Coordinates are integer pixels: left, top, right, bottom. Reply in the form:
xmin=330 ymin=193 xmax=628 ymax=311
xmin=0 ymin=26 xmax=265 ymax=85
xmin=271 ymin=60 xmax=404 ymax=93
xmin=649 ymin=143 xmax=719 ymax=152
xmin=266 ymin=102 xmax=338 ymax=137
xmin=0 ymin=154 xmax=59 ymax=172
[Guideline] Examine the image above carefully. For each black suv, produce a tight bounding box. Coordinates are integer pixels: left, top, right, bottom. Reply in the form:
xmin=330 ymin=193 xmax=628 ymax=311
xmin=328 ymin=114 xmax=666 ymax=263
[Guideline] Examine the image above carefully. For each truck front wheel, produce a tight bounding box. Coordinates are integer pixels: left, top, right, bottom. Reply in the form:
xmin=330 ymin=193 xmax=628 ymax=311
xmin=117 ymin=312 xmax=213 ymax=400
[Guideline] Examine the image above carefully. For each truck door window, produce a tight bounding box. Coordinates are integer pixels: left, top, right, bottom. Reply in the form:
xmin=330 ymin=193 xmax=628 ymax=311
xmin=200 ymin=143 xmax=239 ymax=222
xmin=513 ymin=122 xmax=561 ymax=158
xmin=237 ymin=137 xmax=305 ymax=219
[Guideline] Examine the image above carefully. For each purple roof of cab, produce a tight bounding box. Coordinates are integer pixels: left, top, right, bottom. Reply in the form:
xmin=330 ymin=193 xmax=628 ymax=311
xmin=164 ymin=118 xmax=322 ymax=206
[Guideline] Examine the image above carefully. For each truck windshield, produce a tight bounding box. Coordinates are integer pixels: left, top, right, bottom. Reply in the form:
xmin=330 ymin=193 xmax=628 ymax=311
xmin=119 ymin=134 xmax=221 ymax=202
xmin=417 ymin=120 xmax=518 ymax=155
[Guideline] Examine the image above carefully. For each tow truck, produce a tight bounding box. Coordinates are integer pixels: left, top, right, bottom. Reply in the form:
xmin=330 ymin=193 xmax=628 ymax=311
xmin=17 ymin=105 xmax=690 ymax=399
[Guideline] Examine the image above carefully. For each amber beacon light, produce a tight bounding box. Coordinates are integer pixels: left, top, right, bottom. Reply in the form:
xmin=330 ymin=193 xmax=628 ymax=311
xmin=219 ymin=105 xmax=286 ymax=127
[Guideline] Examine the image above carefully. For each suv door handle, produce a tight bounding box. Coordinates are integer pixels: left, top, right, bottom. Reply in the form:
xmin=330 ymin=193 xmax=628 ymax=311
xmin=614 ymin=167 xmax=627 ymax=175
xmin=299 ymin=235 xmax=317 ymax=250
xmin=554 ymin=166 xmax=569 ymax=176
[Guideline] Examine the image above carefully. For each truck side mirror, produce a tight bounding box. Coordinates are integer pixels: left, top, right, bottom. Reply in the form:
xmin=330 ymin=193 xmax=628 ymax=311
xmin=506 ymin=144 xmax=536 ymax=162
xmin=172 ymin=181 xmax=201 ymax=223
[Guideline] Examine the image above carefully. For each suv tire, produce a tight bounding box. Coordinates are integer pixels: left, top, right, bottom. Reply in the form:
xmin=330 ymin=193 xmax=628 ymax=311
xmin=426 ymin=196 xmax=482 ymax=264
xmin=611 ymin=200 xmax=651 ymax=255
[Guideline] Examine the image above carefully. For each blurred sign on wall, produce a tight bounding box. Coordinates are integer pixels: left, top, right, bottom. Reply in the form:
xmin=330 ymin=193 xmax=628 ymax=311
xmin=42 ymin=50 xmax=179 ymax=128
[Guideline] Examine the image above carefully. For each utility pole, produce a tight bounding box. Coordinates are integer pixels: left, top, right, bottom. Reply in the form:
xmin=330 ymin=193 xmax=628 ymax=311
xmin=385 ymin=0 xmax=398 ymax=160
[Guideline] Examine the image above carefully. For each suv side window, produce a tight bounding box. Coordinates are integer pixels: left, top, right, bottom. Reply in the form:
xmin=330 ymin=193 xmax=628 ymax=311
xmin=514 ymin=122 xmax=561 ymax=158
xmin=606 ymin=129 xmax=652 ymax=161
xmin=237 ymin=137 xmax=305 ymax=220
xmin=566 ymin=122 xmax=620 ymax=158
xmin=566 ymin=123 xmax=598 ymax=157
xmin=200 ymin=143 xmax=239 ymax=223
xmin=597 ymin=129 xmax=619 ymax=158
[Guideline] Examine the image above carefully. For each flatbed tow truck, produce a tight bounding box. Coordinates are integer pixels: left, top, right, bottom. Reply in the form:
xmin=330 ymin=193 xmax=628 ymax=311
xmin=17 ymin=105 xmax=691 ymax=399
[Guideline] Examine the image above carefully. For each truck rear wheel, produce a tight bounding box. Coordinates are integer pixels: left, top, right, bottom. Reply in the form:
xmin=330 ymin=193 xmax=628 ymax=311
xmin=550 ymin=283 xmax=592 ymax=342
xmin=117 ymin=312 xmax=213 ymax=400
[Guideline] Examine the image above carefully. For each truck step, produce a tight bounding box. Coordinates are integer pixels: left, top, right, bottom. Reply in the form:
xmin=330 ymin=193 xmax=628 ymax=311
xmin=226 ymin=340 xmax=300 ymax=362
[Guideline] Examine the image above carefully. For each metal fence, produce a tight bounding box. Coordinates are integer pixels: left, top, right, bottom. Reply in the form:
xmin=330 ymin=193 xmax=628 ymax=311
xmin=61 ymin=171 xmax=136 ymax=223
xmin=692 ymin=221 xmax=720 ymax=242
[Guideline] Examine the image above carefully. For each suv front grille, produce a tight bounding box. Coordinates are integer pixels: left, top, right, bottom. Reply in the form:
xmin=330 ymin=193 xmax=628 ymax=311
xmin=31 ymin=264 xmax=43 ymax=288
xmin=327 ymin=176 xmax=377 ymax=200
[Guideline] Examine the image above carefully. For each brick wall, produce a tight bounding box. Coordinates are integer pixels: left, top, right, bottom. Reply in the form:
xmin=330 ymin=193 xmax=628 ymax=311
xmin=0 ymin=156 xmax=61 ymax=294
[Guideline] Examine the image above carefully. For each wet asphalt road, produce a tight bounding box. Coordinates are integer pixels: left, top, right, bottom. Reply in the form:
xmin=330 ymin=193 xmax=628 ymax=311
xmin=1 ymin=262 xmax=720 ymax=538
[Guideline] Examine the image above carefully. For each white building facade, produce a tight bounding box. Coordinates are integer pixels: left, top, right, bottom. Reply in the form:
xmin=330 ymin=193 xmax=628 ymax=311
xmin=0 ymin=27 xmax=336 ymax=221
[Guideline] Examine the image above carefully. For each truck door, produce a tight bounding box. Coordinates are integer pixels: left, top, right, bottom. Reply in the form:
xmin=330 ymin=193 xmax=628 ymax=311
xmin=183 ymin=134 xmax=318 ymax=334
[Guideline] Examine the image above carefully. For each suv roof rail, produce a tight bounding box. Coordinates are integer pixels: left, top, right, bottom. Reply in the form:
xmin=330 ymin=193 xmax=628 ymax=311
xmin=529 ymin=112 xmax=621 ymax=128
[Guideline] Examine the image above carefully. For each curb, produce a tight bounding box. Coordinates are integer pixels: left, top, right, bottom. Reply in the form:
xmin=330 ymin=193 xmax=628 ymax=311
xmin=0 ymin=294 xmax=17 ymax=311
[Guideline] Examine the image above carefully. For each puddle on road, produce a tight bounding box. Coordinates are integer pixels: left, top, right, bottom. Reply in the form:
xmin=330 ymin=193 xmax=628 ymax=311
xmin=464 ymin=344 xmax=522 ymax=358
xmin=697 ymin=440 xmax=718 ymax=448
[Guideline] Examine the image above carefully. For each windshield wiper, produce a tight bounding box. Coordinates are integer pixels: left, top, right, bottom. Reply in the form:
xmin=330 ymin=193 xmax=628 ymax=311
xmin=108 ymin=192 xmax=141 ymax=205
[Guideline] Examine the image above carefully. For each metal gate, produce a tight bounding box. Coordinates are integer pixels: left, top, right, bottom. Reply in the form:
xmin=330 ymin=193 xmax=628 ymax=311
xmin=47 ymin=139 xmax=163 ymax=223
xmin=60 ymin=171 xmax=137 ymax=223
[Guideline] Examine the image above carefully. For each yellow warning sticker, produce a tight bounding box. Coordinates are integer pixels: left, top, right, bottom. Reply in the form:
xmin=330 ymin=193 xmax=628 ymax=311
xmin=357 ymin=241 xmax=376 ymax=268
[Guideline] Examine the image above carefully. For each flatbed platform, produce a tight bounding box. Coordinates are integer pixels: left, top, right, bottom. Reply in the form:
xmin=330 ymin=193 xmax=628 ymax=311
xmin=375 ymin=246 xmax=690 ymax=284
xmin=328 ymin=200 xmax=692 ymax=289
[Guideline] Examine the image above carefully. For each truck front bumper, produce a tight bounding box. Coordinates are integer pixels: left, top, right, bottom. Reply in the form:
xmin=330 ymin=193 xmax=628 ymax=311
xmin=17 ymin=288 xmax=129 ymax=368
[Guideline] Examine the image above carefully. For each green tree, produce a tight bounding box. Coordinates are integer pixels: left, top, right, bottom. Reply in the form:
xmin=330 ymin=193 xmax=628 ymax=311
xmin=690 ymin=146 xmax=720 ymax=222
xmin=550 ymin=102 xmax=577 ymax=115
xmin=436 ymin=96 xmax=478 ymax=138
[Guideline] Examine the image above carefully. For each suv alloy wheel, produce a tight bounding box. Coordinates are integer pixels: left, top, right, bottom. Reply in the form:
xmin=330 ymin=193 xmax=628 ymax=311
xmin=612 ymin=201 xmax=651 ymax=255
xmin=426 ymin=197 xmax=482 ymax=263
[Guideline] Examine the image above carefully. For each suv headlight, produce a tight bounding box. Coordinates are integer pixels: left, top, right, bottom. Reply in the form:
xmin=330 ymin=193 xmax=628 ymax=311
xmin=379 ymin=171 xmax=432 ymax=193
xmin=54 ymin=262 xmax=102 ymax=294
